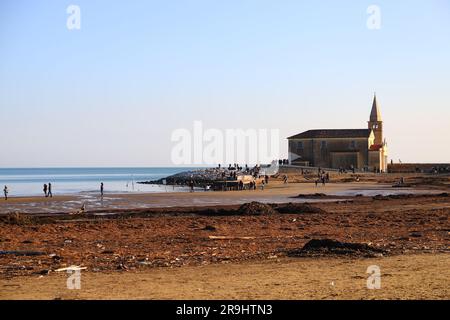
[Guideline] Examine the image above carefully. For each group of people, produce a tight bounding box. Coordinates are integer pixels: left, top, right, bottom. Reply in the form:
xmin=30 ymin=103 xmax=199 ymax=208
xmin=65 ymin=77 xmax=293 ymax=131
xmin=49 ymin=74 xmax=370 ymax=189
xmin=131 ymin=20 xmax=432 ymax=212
xmin=315 ymin=169 xmax=330 ymax=187
xmin=43 ymin=183 xmax=53 ymax=197
xmin=278 ymin=159 xmax=289 ymax=165
xmin=3 ymin=183 xmax=54 ymax=200
xmin=236 ymin=176 xmax=269 ymax=191
xmin=2 ymin=182 xmax=105 ymax=201
xmin=2 ymin=183 xmax=54 ymax=200
xmin=217 ymin=163 xmax=263 ymax=178
xmin=338 ymin=165 xmax=356 ymax=174
xmin=226 ymin=163 xmax=245 ymax=171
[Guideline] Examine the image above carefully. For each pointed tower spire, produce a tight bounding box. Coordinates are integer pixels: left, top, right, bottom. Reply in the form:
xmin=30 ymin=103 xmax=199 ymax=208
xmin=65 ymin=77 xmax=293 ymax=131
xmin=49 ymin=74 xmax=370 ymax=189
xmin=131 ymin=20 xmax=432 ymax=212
xmin=370 ymin=93 xmax=382 ymax=121
xmin=368 ymin=93 xmax=383 ymax=145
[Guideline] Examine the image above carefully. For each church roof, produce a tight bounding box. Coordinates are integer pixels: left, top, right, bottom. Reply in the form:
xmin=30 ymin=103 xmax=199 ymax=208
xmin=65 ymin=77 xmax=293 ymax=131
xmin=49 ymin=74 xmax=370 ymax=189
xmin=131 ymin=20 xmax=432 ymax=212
xmin=370 ymin=94 xmax=382 ymax=121
xmin=287 ymin=129 xmax=372 ymax=139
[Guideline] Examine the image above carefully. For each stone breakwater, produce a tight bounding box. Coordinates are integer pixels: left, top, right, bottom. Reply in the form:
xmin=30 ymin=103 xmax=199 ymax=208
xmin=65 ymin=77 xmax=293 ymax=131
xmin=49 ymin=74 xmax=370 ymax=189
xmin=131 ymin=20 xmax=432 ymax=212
xmin=138 ymin=164 xmax=279 ymax=189
xmin=138 ymin=168 xmax=231 ymax=186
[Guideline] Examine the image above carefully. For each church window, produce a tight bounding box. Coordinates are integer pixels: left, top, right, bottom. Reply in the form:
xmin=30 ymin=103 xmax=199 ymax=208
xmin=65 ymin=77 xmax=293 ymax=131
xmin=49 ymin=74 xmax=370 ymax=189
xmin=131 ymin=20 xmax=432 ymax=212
xmin=320 ymin=141 xmax=327 ymax=149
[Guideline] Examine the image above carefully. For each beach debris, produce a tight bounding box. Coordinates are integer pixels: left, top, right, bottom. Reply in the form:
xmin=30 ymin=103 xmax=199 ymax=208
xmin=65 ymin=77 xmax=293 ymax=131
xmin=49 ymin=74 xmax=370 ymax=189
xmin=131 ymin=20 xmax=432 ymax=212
xmin=55 ymin=265 xmax=87 ymax=272
xmin=117 ymin=263 xmax=128 ymax=270
xmin=0 ymin=251 xmax=46 ymax=256
xmin=202 ymin=225 xmax=217 ymax=231
xmin=70 ymin=202 xmax=86 ymax=215
xmin=372 ymin=194 xmax=391 ymax=200
xmin=410 ymin=232 xmax=422 ymax=238
xmin=36 ymin=269 xmax=51 ymax=275
xmin=238 ymin=202 xmax=276 ymax=216
xmin=373 ymin=193 xmax=448 ymax=201
xmin=296 ymin=193 xmax=327 ymax=198
xmin=208 ymin=236 xmax=255 ymax=240
xmin=274 ymin=202 xmax=326 ymax=214
xmin=287 ymin=239 xmax=386 ymax=257
xmin=49 ymin=253 xmax=63 ymax=262
xmin=1 ymin=212 xmax=33 ymax=225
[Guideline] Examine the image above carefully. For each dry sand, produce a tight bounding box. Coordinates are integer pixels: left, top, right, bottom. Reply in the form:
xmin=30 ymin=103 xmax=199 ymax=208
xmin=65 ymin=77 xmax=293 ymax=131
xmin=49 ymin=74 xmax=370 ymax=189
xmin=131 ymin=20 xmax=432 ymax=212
xmin=1 ymin=254 xmax=448 ymax=300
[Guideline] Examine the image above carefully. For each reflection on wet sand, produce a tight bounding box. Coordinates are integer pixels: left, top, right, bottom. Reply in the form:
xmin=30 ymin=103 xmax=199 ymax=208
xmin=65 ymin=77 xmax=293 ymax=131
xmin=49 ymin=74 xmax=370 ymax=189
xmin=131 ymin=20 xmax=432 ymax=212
xmin=0 ymin=182 xmax=442 ymax=215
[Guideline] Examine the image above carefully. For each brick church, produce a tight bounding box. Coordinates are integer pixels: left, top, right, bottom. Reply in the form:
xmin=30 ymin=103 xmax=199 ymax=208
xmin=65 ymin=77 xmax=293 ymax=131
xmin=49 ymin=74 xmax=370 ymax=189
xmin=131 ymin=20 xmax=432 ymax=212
xmin=287 ymin=95 xmax=388 ymax=172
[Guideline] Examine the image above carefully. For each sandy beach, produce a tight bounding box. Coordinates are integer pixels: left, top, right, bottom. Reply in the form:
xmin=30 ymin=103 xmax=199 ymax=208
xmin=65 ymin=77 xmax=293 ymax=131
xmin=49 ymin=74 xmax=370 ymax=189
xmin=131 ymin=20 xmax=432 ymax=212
xmin=0 ymin=173 xmax=449 ymax=300
xmin=2 ymin=254 xmax=448 ymax=300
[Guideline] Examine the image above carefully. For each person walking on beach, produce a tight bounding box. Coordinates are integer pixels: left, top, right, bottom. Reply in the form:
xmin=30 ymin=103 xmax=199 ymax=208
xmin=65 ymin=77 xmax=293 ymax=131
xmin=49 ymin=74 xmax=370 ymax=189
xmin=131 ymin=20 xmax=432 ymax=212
xmin=100 ymin=182 xmax=104 ymax=197
xmin=48 ymin=183 xmax=53 ymax=197
xmin=43 ymin=184 xmax=48 ymax=197
xmin=3 ymin=185 xmax=8 ymax=200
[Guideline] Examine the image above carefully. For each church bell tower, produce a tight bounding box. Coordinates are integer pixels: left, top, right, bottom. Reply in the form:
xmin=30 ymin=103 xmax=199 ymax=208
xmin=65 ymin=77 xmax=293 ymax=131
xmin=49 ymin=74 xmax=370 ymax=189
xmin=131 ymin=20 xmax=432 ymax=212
xmin=368 ymin=94 xmax=383 ymax=145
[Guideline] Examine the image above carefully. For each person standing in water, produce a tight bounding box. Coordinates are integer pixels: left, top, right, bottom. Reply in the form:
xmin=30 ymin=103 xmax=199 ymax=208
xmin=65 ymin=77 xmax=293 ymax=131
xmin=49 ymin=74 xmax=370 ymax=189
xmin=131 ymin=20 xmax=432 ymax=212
xmin=48 ymin=183 xmax=53 ymax=197
xmin=3 ymin=186 xmax=8 ymax=200
xmin=100 ymin=182 xmax=104 ymax=197
xmin=43 ymin=184 xmax=48 ymax=197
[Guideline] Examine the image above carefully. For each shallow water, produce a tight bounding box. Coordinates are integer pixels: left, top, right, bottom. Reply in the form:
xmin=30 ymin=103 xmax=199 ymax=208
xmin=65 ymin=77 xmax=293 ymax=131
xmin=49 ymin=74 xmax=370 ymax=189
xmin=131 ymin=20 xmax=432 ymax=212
xmin=0 ymin=167 xmax=203 ymax=196
xmin=332 ymin=187 xmax=437 ymax=197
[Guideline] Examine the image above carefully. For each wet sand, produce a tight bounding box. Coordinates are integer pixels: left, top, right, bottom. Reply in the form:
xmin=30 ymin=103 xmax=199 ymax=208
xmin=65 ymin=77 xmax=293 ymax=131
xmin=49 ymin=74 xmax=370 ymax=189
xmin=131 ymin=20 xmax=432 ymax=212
xmin=0 ymin=181 xmax=441 ymax=214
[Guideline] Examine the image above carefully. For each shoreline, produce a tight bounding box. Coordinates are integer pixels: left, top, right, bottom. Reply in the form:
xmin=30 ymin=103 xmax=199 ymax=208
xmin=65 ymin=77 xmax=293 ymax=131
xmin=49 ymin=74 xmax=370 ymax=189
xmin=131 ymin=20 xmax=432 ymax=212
xmin=0 ymin=181 xmax=445 ymax=215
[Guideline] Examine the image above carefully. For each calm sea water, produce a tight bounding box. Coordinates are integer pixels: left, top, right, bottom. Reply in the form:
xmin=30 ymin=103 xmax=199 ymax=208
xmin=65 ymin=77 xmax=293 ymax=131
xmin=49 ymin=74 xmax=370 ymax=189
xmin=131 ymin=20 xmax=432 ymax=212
xmin=0 ymin=167 xmax=201 ymax=196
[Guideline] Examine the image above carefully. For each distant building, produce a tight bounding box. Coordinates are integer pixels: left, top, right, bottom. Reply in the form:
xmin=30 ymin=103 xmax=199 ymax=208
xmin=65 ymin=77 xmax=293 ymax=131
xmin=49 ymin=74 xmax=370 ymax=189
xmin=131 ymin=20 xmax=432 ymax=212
xmin=287 ymin=95 xmax=388 ymax=172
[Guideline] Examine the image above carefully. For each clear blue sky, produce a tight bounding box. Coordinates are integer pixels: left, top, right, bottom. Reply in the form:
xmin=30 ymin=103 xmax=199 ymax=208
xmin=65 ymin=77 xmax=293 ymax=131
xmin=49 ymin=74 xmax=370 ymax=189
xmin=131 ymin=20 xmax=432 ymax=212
xmin=1 ymin=0 xmax=449 ymax=167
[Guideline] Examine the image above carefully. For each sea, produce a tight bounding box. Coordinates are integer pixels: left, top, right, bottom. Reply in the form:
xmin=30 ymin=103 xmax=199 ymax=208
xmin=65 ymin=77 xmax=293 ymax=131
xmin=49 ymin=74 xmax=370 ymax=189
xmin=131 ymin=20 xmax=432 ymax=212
xmin=0 ymin=167 xmax=202 ymax=196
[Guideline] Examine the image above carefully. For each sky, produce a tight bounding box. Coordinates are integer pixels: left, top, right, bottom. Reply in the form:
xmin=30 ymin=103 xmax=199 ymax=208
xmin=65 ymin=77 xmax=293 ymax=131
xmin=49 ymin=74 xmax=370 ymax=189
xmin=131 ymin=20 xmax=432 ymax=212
xmin=1 ymin=0 xmax=449 ymax=167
